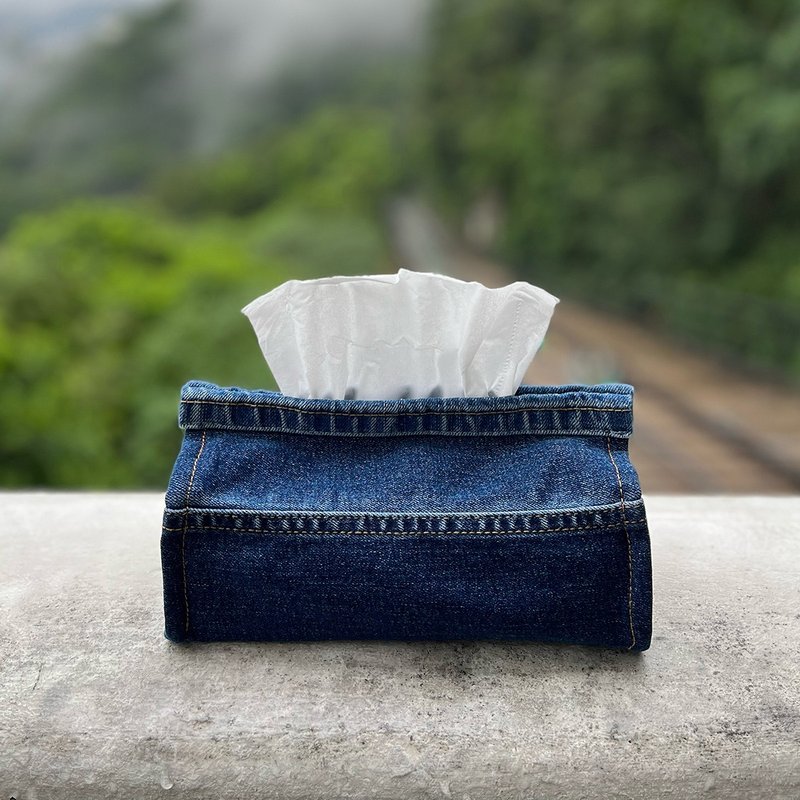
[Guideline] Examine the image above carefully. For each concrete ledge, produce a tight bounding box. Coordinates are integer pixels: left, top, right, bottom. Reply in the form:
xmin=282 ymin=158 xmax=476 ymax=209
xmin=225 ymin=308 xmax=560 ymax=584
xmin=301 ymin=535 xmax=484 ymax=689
xmin=1 ymin=493 xmax=799 ymax=799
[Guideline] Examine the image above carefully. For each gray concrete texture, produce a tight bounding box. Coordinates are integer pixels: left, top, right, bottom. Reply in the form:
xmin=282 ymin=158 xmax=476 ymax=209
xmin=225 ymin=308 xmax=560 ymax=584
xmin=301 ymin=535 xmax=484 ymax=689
xmin=1 ymin=493 xmax=799 ymax=799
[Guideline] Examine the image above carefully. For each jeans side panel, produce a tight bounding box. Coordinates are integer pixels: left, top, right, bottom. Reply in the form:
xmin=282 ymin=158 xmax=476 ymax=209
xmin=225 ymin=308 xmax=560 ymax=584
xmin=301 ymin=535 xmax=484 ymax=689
xmin=606 ymin=436 xmax=644 ymax=503
xmin=629 ymin=521 xmax=653 ymax=650
xmin=179 ymin=527 xmax=641 ymax=649
xmin=605 ymin=437 xmax=652 ymax=648
xmin=161 ymin=530 xmax=187 ymax=642
xmin=161 ymin=430 xmax=207 ymax=641
xmin=163 ymin=430 xmax=205 ymax=510
xmin=186 ymin=431 xmax=625 ymax=513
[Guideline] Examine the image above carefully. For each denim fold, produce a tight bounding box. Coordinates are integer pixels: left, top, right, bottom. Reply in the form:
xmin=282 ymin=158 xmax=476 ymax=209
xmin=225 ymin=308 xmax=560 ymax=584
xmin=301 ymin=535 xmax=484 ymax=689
xmin=162 ymin=381 xmax=653 ymax=650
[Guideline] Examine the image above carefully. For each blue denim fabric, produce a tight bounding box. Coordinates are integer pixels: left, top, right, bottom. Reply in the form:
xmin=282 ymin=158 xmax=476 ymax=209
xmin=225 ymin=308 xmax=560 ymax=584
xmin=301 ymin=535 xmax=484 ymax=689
xmin=161 ymin=380 xmax=652 ymax=650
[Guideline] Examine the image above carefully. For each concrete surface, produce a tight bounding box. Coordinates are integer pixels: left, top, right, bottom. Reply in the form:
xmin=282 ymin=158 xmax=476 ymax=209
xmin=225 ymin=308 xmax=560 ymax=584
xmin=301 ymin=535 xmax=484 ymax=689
xmin=1 ymin=493 xmax=799 ymax=799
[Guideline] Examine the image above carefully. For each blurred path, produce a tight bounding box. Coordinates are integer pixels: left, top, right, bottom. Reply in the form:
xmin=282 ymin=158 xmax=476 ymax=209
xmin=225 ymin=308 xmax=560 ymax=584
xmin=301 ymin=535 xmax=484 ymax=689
xmin=388 ymin=197 xmax=800 ymax=494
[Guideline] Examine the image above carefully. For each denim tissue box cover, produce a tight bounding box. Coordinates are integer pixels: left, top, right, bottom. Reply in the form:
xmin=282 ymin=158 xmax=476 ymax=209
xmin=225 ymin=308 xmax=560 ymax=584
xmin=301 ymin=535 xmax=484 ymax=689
xmin=161 ymin=380 xmax=653 ymax=650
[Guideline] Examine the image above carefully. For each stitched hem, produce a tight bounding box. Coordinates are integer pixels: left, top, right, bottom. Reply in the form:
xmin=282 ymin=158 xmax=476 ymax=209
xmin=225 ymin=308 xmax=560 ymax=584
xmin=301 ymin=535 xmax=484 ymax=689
xmin=163 ymin=499 xmax=646 ymax=536
xmin=178 ymin=381 xmax=634 ymax=438
xmin=164 ymin=498 xmax=644 ymax=519
xmin=181 ymin=430 xmax=206 ymax=637
xmin=162 ymin=521 xmax=634 ymax=535
xmin=607 ymin=436 xmax=636 ymax=650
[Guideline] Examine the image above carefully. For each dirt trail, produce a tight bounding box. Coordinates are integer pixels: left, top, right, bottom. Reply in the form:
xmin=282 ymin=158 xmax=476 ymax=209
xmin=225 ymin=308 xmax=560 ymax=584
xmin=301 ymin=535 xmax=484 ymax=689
xmin=389 ymin=198 xmax=800 ymax=494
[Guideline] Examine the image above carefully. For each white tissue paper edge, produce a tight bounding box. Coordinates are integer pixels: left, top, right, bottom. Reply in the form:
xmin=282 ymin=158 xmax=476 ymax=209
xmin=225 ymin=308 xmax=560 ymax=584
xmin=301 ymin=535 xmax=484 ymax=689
xmin=242 ymin=268 xmax=559 ymax=400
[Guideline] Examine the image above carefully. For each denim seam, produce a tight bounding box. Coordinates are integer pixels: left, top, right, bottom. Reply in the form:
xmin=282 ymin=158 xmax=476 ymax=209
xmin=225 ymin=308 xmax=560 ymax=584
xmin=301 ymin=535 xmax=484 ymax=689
xmin=161 ymin=520 xmax=631 ymax=535
xmin=177 ymin=425 xmax=632 ymax=439
xmin=182 ymin=430 xmax=206 ymax=637
xmin=606 ymin=436 xmax=636 ymax=651
xmin=181 ymin=399 xmax=631 ymax=416
xmin=164 ymin=498 xmax=645 ymax=519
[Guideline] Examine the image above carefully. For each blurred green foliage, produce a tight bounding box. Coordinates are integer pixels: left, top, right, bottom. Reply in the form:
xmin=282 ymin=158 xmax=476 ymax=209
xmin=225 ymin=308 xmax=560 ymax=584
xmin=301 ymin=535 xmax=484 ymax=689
xmin=0 ymin=0 xmax=417 ymax=231
xmin=2 ymin=0 xmax=800 ymax=488
xmin=0 ymin=105 xmax=397 ymax=487
xmin=0 ymin=2 xmax=192 ymax=227
xmin=0 ymin=202 xmax=263 ymax=486
xmin=153 ymin=107 xmax=403 ymax=219
xmin=420 ymin=0 xmax=800 ymax=374
xmin=246 ymin=208 xmax=388 ymax=280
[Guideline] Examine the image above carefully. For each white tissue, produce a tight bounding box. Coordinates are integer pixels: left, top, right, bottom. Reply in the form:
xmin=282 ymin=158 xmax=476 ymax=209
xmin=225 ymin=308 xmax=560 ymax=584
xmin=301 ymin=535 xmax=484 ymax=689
xmin=242 ymin=268 xmax=559 ymax=400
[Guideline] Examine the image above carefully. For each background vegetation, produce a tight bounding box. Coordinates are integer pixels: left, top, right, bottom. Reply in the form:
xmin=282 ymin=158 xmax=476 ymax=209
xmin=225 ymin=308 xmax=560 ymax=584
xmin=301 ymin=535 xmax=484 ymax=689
xmin=1 ymin=0 xmax=798 ymax=487
xmin=420 ymin=0 xmax=800 ymax=375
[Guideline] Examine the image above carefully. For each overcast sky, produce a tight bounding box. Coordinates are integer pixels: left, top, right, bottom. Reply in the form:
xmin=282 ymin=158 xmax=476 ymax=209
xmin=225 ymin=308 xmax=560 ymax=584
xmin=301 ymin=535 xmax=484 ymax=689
xmin=0 ymin=0 xmax=157 ymax=16
xmin=0 ymin=0 xmax=423 ymax=56
xmin=0 ymin=0 xmax=162 ymax=51
xmin=0 ymin=0 xmax=429 ymax=143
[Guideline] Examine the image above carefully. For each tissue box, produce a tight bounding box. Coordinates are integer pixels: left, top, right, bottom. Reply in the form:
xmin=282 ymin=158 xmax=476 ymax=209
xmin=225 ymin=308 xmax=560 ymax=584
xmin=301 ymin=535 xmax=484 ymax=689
xmin=161 ymin=380 xmax=653 ymax=650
